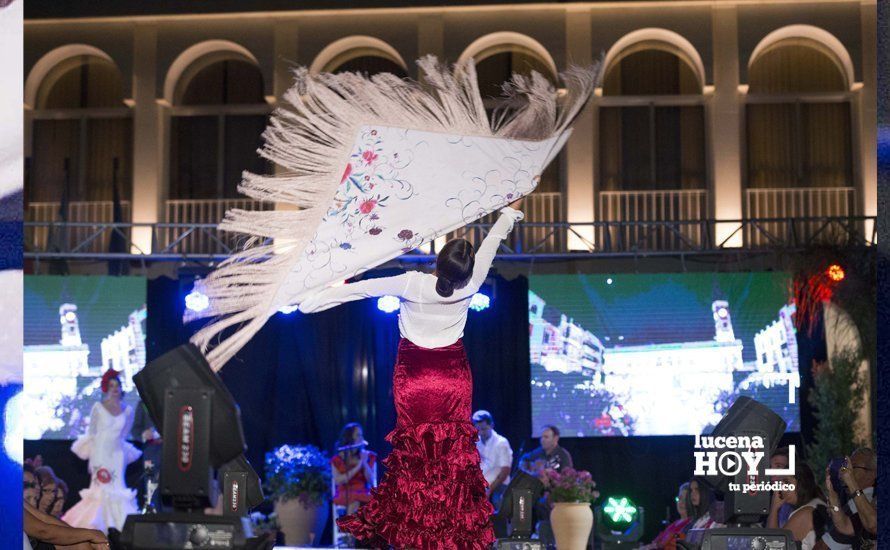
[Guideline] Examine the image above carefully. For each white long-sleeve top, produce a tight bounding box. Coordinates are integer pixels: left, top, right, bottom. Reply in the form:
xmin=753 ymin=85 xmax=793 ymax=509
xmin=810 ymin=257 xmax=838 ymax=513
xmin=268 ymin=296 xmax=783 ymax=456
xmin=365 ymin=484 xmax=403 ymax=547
xmin=299 ymin=207 xmax=523 ymax=348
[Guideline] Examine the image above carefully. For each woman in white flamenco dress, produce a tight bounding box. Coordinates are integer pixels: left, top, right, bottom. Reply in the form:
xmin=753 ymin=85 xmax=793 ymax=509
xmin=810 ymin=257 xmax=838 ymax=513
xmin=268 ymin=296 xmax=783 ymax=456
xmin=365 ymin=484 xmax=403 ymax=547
xmin=62 ymin=370 xmax=142 ymax=533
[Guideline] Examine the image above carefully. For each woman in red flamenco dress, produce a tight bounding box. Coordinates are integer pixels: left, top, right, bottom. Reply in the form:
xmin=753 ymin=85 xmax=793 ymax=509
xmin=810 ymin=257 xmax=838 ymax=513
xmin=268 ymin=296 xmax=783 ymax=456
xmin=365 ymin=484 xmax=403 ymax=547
xmin=299 ymin=204 xmax=524 ymax=549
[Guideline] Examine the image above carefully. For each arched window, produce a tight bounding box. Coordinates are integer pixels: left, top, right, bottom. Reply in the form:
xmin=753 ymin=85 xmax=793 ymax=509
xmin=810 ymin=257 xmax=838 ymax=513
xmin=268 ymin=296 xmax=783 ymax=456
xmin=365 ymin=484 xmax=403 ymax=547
xmin=744 ymin=32 xmax=856 ymax=244
xmin=29 ymin=54 xmax=132 ymax=205
xmin=169 ymin=55 xmax=270 ymax=201
xmin=599 ymin=45 xmax=706 ymax=193
xmin=597 ymin=35 xmax=707 ymax=250
xmin=466 ymin=38 xmax=562 ymax=195
xmin=326 ymin=54 xmax=408 ymax=78
xmin=746 ymin=39 xmax=852 ymax=190
xmin=460 ymin=37 xmax=563 ymax=251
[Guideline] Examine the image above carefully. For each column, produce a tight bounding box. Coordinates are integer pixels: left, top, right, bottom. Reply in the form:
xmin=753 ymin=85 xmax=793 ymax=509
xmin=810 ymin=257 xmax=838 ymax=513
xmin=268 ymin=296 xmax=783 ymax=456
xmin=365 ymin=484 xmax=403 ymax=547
xmin=131 ymin=24 xmax=161 ymax=254
xmin=565 ymin=7 xmax=596 ymax=250
xmin=859 ymin=1 xmax=877 ymax=241
xmin=417 ymin=13 xmax=445 ymax=62
xmin=710 ymin=6 xmax=743 ymax=247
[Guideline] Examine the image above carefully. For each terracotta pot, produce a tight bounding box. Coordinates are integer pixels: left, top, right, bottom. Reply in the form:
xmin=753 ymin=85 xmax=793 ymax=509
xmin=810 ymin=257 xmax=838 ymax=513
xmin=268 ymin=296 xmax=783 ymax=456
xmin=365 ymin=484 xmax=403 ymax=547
xmin=550 ymin=502 xmax=593 ymax=550
xmin=274 ymin=497 xmax=329 ymax=546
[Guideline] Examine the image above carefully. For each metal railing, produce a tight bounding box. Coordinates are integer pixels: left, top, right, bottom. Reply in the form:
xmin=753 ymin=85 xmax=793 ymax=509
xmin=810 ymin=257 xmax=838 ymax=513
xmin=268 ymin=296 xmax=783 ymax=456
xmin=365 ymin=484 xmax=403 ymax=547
xmin=24 ymin=216 xmax=876 ymax=264
xmin=445 ymin=192 xmax=564 ymax=253
xmin=26 ymin=201 xmax=132 ymax=254
xmin=599 ymin=190 xmax=708 ymax=251
xmin=163 ymin=199 xmax=275 ymax=255
xmin=745 ymin=187 xmax=856 ymax=247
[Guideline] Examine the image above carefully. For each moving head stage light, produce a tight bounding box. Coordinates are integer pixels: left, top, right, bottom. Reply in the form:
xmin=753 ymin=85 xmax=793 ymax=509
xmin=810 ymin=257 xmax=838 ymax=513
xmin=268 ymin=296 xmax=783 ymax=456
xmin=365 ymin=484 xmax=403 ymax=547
xmin=494 ymin=469 xmax=546 ymax=550
xmin=121 ymin=344 xmax=266 ymax=550
xmin=684 ymin=397 xmax=794 ymax=550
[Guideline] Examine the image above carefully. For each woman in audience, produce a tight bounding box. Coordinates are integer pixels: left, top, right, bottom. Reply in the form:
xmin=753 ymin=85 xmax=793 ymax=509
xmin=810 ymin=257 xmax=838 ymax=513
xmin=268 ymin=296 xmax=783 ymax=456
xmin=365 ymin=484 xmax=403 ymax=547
xmin=641 ymin=482 xmax=693 ymax=549
xmin=24 ymin=462 xmax=40 ymax=508
xmin=35 ymin=465 xmax=71 ymax=518
xmin=767 ymin=462 xmax=828 ymax=550
xmin=683 ymin=479 xmax=721 ymax=532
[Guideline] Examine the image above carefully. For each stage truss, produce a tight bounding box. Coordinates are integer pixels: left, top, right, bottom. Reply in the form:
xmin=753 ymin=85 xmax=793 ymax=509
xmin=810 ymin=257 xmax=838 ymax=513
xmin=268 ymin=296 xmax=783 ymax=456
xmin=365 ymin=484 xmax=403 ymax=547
xmin=24 ymin=216 xmax=876 ymax=266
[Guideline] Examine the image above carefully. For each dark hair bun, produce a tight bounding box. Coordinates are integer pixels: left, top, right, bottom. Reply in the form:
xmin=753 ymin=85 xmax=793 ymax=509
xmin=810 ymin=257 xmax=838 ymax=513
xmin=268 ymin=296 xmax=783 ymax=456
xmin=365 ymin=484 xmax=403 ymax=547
xmin=436 ymin=276 xmax=455 ymax=297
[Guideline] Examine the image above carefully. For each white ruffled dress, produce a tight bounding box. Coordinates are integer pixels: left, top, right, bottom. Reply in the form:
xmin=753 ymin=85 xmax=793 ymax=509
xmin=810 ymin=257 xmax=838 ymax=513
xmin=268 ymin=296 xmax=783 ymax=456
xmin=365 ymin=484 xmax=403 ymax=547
xmin=62 ymin=402 xmax=142 ymax=533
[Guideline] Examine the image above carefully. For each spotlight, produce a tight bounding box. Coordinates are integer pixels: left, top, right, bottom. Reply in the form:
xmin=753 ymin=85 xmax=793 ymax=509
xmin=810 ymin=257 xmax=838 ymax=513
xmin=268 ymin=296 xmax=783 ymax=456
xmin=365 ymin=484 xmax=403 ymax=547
xmin=826 ymin=264 xmax=845 ymax=282
xmin=3 ymin=388 xmax=22 ymax=464
xmin=603 ymin=496 xmax=638 ymax=525
xmin=596 ymin=495 xmax=643 ymax=548
xmin=377 ymin=295 xmax=400 ymax=313
xmin=278 ymin=305 xmax=299 ymax=315
xmin=469 ymin=293 xmax=490 ymax=311
xmin=185 ymin=289 xmax=210 ymax=313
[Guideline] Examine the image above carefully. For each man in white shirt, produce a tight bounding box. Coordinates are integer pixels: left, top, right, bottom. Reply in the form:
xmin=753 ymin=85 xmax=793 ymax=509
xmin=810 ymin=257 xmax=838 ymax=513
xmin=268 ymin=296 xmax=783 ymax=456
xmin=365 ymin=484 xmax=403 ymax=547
xmin=473 ymin=410 xmax=513 ymax=511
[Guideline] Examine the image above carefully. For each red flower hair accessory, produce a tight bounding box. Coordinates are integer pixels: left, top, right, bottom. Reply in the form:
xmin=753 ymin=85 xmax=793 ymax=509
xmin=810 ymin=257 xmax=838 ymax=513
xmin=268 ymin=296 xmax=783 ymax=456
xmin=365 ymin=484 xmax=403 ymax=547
xmin=100 ymin=369 xmax=122 ymax=393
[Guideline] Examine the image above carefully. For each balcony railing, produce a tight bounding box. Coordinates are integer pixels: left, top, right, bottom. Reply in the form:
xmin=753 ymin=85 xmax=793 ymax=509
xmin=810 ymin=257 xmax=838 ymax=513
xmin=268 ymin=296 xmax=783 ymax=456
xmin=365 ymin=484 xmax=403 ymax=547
xmin=745 ymin=187 xmax=856 ymax=247
xmin=24 ymin=216 xmax=875 ymax=264
xmin=163 ymin=199 xmax=275 ymax=255
xmin=445 ymin=192 xmax=564 ymax=253
xmin=26 ymin=201 xmax=131 ymax=254
xmin=598 ymin=190 xmax=708 ymax=251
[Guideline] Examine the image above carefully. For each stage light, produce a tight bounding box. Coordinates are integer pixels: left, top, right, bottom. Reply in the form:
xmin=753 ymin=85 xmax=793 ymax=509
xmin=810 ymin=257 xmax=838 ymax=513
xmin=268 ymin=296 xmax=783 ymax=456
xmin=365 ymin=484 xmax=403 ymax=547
xmin=377 ymin=295 xmax=400 ymax=313
xmin=469 ymin=293 xmax=490 ymax=311
xmin=826 ymin=264 xmax=845 ymax=282
xmin=603 ymin=496 xmax=637 ymax=524
xmin=606 ymin=278 xmax=613 ymax=285
xmin=3 ymin=388 xmax=22 ymax=464
xmin=596 ymin=494 xmax=644 ymax=548
xmin=185 ymin=289 xmax=210 ymax=313
xmin=278 ymin=305 xmax=299 ymax=315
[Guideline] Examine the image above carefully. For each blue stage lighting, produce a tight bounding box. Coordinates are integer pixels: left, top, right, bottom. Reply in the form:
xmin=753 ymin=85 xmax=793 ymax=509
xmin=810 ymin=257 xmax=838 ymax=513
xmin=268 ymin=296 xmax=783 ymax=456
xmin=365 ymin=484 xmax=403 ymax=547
xmin=377 ymin=295 xmax=400 ymax=313
xmin=469 ymin=293 xmax=490 ymax=311
xmin=3 ymin=388 xmax=21 ymax=465
xmin=278 ymin=305 xmax=300 ymax=315
xmin=185 ymin=289 xmax=210 ymax=313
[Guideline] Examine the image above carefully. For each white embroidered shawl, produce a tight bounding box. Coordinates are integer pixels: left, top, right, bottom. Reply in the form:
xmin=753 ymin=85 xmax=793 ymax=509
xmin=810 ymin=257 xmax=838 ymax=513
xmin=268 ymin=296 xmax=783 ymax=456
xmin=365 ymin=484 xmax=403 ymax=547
xmin=190 ymin=56 xmax=599 ymax=371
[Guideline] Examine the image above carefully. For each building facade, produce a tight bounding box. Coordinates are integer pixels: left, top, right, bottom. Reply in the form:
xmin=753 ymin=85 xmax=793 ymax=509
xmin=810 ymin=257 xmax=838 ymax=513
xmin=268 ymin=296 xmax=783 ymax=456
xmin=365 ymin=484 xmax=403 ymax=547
xmin=23 ymin=0 xmax=877 ymax=255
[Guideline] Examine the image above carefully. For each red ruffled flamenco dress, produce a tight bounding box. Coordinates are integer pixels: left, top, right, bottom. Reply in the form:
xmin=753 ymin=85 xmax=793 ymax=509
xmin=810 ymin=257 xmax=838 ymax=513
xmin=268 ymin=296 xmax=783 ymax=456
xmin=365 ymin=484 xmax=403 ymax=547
xmin=337 ymin=339 xmax=496 ymax=549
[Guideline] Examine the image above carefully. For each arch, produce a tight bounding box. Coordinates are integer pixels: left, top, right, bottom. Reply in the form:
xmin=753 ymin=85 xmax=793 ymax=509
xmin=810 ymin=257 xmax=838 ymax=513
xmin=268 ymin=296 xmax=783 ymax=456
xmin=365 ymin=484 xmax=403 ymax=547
xmin=602 ymin=28 xmax=706 ymax=91
xmin=748 ymin=25 xmax=855 ymax=91
xmin=458 ymin=31 xmax=558 ymax=79
xmin=25 ymin=44 xmax=118 ymax=108
xmin=310 ymin=35 xmax=407 ymax=75
xmin=164 ymin=40 xmax=260 ymax=105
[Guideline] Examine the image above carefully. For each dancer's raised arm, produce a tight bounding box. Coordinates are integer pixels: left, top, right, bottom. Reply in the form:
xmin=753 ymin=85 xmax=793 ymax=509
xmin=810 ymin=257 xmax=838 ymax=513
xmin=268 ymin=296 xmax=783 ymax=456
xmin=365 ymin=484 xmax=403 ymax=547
xmin=299 ymin=273 xmax=412 ymax=313
xmin=464 ymin=206 xmax=523 ymax=293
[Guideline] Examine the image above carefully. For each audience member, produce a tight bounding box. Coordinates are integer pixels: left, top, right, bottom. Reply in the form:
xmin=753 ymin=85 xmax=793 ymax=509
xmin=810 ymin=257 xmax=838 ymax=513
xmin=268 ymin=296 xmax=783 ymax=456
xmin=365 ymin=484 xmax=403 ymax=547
xmin=24 ymin=501 xmax=109 ymax=550
xmin=641 ymin=482 xmax=692 ymax=550
xmin=767 ymin=462 xmax=828 ymax=550
xmin=818 ymin=448 xmax=877 ymax=550
xmin=683 ymin=479 xmax=721 ymax=532
xmin=770 ymin=446 xmax=795 ymax=525
xmin=24 ymin=462 xmax=39 ymax=508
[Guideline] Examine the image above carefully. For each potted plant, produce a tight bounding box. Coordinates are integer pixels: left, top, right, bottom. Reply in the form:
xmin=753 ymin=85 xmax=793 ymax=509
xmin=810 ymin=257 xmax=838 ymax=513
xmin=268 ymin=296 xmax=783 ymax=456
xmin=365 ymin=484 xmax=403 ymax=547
xmin=540 ymin=467 xmax=599 ymax=550
xmin=264 ymin=444 xmax=331 ymax=546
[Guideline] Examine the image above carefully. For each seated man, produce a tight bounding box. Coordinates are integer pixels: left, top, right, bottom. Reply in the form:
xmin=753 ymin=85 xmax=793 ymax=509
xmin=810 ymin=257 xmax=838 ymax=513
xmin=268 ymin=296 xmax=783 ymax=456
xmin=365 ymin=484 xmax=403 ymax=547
xmin=473 ymin=410 xmax=512 ymax=511
xmin=519 ymin=425 xmax=572 ymax=475
xmin=519 ymin=425 xmax=574 ymax=548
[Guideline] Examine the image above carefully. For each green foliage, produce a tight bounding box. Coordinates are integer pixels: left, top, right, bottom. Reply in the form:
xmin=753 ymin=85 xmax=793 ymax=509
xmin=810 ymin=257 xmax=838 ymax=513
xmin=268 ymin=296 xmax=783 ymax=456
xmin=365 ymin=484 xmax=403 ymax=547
xmin=264 ymin=444 xmax=331 ymax=506
xmin=806 ymin=349 xmax=868 ymax=473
